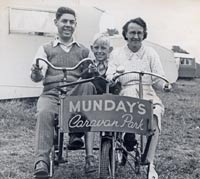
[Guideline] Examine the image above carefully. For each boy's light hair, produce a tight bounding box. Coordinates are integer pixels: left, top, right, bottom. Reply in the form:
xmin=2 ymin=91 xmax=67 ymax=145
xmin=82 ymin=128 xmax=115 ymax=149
xmin=92 ymin=33 xmax=111 ymax=46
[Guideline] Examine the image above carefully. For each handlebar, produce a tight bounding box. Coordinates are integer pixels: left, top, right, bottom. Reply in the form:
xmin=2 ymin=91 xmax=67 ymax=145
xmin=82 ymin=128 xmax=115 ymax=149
xmin=36 ymin=57 xmax=94 ymax=71
xmin=113 ymin=71 xmax=169 ymax=84
xmin=112 ymin=71 xmax=170 ymax=98
xmin=35 ymin=57 xmax=110 ymax=93
xmin=57 ymin=76 xmax=108 ymax=88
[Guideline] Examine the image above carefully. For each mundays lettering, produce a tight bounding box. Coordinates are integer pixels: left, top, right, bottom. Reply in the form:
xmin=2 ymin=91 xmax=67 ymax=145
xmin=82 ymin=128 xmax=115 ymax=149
xmin=69 ymin=99 xmax=146 ymax=115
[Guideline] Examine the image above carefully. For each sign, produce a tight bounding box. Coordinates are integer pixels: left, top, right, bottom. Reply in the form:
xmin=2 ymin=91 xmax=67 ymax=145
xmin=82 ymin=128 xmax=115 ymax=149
xmin=61 ymin=94 xmax=153 ymax=135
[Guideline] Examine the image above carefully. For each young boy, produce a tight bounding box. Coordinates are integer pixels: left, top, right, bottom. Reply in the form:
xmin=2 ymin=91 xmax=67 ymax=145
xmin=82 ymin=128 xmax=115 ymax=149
xmin=90 ymin=34 xmax=113 ymax=93
xmin=90 ymin=33 xmax=121 ymax=94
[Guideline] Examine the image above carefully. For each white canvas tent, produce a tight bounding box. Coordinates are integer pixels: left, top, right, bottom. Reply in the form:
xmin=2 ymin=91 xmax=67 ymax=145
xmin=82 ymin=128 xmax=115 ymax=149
xmin=110 ymin=35 xmax=178 ymax=83
xmin=0 ymin=0 xmax=102 ymax=99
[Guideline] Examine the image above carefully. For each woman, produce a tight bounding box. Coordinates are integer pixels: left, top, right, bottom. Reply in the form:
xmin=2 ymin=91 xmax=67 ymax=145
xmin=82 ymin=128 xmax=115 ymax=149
xmin=106 ymin=17 xmax=171 ymax=179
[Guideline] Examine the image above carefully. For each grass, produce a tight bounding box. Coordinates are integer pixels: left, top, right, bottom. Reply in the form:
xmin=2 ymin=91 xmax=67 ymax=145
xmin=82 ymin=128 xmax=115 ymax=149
xmin=0 ymin=79 xmax=200 ymax=179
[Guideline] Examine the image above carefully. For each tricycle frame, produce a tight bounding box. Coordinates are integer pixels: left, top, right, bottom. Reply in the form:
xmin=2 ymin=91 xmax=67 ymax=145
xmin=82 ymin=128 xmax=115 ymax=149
xmin=35 ymin=58 xmax=169 ymax=179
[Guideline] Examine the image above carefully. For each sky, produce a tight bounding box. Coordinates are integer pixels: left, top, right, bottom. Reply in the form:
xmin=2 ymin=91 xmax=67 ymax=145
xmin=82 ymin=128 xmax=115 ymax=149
xmin=80 ymin=0 xmax=200 ymax=62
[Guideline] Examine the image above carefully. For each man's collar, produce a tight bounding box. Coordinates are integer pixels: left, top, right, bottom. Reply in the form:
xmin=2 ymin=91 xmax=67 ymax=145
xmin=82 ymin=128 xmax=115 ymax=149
xmin=53 ymin=37 xmax=80 ymax=47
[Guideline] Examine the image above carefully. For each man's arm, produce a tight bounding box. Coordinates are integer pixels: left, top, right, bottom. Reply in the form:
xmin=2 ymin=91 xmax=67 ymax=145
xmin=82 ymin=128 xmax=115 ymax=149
xmin=30 ymin=46 xmax=48 ymax=82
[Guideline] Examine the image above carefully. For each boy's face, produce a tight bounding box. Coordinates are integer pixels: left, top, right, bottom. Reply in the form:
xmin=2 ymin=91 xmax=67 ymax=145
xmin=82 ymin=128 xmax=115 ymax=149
xmin=54 ymin=13 xmax=77 ymax=41
xmin=91 ymin=40 xmax=113 ymax=62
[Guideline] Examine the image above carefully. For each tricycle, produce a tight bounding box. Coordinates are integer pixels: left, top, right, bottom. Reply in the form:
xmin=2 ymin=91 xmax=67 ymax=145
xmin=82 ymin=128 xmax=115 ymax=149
xmin=35 ymin=58 xmax=169 ymax=179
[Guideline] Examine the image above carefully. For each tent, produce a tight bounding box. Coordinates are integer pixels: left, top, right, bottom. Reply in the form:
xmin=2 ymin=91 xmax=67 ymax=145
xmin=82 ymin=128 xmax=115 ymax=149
xmin=0 ymin=0 xmax=102 ymax=99
xmin=109 ymin=35 xmax=178 ymax=83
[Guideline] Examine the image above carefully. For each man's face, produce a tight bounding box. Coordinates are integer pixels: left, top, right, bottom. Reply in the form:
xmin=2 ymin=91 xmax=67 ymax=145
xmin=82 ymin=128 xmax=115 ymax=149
xmin=91 ymin=40 xmax=113 ymax=62
xmin=54 ymin=13 xmax=76 ymax=41
xmin=125 ymin=22 xmax=144 ymax=51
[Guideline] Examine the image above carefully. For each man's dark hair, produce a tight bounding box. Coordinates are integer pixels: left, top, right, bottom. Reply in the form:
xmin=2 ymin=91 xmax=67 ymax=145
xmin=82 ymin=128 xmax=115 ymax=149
xmin=122 ymin=17 xmax=147 ymax=40
xmin=56 ymin=7 xmax=76 ymax=20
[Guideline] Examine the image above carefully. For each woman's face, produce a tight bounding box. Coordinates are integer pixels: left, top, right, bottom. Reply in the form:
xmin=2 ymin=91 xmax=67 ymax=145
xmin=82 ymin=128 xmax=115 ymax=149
xmin=125 ymin=22 xmax=144 ymax=52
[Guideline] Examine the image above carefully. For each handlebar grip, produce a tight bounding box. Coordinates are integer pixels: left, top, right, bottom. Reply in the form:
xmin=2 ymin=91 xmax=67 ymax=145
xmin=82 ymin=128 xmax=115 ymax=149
xmin=35 ymin=58 xmax=41 ymax=68
xmin=112 ymin=73 xmax=122 ymax=82
xmin=112 ymin=75 xmax=118 ymax=82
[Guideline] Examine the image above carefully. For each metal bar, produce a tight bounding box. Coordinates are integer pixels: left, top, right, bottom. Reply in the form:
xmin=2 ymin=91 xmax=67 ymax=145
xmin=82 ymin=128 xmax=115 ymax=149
xmin=57 ymin=76 xmax=108 ymax=89
xmin=114 ymin=71 xmax=169 ymax=83
xmin=111 ymin=132 xmax=116 ymax=179
xmin=138 ymin=73 xmax=144 ymax=154
xmin=98 ymin=132 xmax=102 ymax=178
xmin=59 ymin=96 xmax=65 ymax=133
xmin=36 ymin=58 xmax=94 ymax=71
xmin=58 ymin=132 xmax=63 ymax=161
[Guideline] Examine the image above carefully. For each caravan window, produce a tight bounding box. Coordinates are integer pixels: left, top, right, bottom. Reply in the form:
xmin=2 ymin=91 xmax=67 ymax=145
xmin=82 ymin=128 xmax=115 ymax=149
xmin=186 ymin=59 xmax=190 ymax=65
xmin=9 ymin=7 xmax=57 ymax=36
xmin=180 ymin=58 xmax=192 ymax=65
xmin=180 ymin=59 xmax=184 ymax=65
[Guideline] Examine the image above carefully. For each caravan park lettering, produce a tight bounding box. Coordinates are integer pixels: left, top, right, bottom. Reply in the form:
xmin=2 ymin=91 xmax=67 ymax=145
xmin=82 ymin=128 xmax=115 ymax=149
xmin=69 ymin=113 xmax=144 ymax=130
xmin=68 ymin=99 xmax=148 ymax=131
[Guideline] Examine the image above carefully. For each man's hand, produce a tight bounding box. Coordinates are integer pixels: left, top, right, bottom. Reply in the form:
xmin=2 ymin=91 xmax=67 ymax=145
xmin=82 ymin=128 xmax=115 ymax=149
xmin=31 ymin=64 xmax=43 ymax=82
xmin=163 ymin=83 xmax=172 ymax=92
xmin=31 ymin=64 xmax=42 ymax=72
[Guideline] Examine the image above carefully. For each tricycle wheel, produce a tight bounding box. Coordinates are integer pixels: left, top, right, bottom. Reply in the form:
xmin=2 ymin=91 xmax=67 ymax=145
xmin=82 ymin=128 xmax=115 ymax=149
xmin=99 ymin=140 xmax=112 ymax=179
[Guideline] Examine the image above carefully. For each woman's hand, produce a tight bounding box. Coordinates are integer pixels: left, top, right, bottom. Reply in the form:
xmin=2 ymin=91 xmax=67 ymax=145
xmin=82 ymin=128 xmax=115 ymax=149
xmin=163 ymin=83 xmax=172 ymax=92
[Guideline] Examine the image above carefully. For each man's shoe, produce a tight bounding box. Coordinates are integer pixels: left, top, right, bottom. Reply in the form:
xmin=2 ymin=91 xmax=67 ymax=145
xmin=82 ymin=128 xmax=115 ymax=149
xmin=85 ymin=155 xmax=96 ymax=174
xmin=148 ymin=164 xmax=158 ymax=179
xmin=123 ymin=133 xmax=137 ymax=152
xmin=34 ymin=161 xmax=49 ymax=178
xmin=67 ymin=135 xmax=84 ymax=150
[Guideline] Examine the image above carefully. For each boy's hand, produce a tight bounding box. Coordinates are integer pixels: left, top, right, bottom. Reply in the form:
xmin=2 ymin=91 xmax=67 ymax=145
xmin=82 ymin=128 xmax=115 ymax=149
xmin=163 ymin=83 xmax=172 ymax=92
xmin=109 ymin=81 xmax=121 ymax=95
xmin=108 ymin=79 xmax=116 ymax=87
xmin=88 ymin=64 xmax=98 ymax=73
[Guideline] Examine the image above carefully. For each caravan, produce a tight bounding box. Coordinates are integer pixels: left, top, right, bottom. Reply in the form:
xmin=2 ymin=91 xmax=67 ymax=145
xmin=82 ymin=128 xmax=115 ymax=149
xmin=0 ymin=0 xmax=102 ymax=99
xmin=174 ymin=52 xmax=196 ymax=78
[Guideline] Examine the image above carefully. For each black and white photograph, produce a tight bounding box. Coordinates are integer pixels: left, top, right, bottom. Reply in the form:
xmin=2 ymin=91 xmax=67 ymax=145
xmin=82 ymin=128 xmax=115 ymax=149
xmin=0 ymin=0 xmax=199 ymax=179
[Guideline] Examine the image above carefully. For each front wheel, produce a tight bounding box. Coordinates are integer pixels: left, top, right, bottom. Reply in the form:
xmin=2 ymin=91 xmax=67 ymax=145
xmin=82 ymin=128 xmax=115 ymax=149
xmin=99 ymin=140 xmax=112 ymax=179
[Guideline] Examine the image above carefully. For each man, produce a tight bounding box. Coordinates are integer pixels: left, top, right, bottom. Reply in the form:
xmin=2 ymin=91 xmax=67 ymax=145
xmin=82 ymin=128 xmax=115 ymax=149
xmin=106 ymin=17 xmax=171 ymax=179
xmin=31 ymin=7 xmax=96 ymax=178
